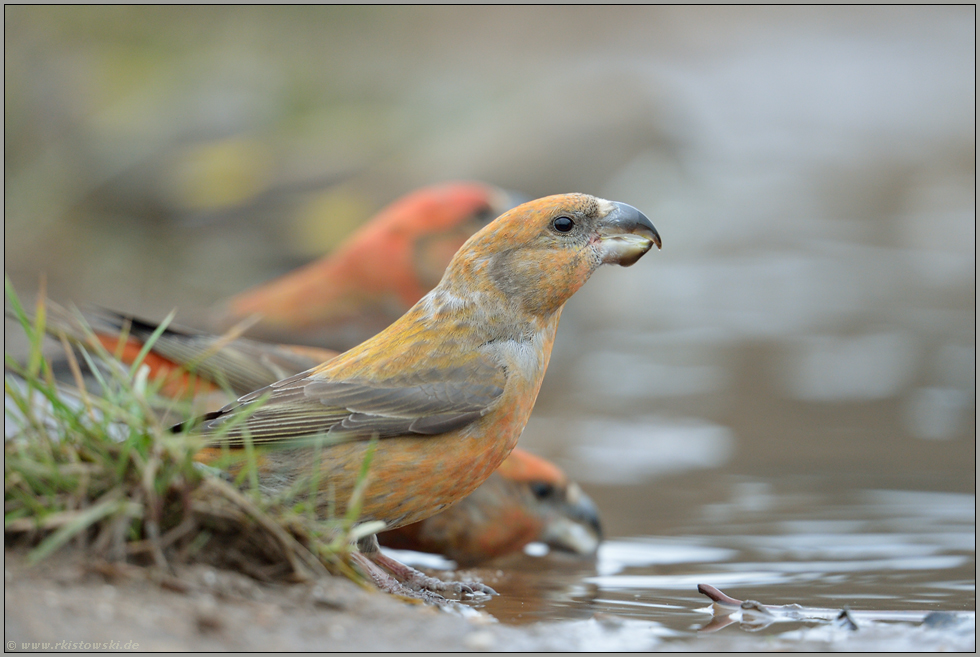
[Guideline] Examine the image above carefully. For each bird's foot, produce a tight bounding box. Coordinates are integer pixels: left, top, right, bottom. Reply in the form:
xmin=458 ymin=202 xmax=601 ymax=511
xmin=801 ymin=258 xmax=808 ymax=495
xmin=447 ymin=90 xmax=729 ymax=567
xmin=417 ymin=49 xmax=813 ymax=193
xmin=352 ymin=534 xmax=496 ymax=602
xmin=371 ymin=549 xmax=496 ymax=598
xmin=349 ymin=551 xmax=448 ymax=604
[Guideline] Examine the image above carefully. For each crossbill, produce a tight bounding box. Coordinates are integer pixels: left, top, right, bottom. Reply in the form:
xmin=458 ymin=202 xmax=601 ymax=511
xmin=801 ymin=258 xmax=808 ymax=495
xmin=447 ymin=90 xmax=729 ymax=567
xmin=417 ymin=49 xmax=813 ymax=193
xmin=212 ymin=182 xmax=521 ymax=350
xmin=74 ymin=311 xmax=602 ymax=563
xmin=378 ymin=447 xmax=601 ymax=566
xmin=180 ymin=193 xmax=660 ymax=598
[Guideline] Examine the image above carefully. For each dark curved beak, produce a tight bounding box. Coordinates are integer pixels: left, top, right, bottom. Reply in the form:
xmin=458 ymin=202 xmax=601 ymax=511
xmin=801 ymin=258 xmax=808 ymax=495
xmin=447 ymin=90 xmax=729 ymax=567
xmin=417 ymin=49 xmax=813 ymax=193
xmin=599 ymin=201 xmax=661 ymax=266
xmin=539 ymin=483 xmax=603 ymax=556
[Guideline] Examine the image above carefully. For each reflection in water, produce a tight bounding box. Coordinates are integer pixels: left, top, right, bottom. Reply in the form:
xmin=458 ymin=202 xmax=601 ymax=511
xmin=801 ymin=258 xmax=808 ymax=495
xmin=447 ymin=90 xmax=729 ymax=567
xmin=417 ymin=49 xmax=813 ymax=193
xmin=595 ymin=540 xmax=737 ymax=577
xmin=694 ymin=583 xmax=965 ymax=634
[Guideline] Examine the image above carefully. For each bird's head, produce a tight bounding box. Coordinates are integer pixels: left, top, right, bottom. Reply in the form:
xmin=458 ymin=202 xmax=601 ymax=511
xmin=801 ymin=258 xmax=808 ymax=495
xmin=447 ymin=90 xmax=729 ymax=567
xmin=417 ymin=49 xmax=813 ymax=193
xmin=391 ymin=182 xmax=525 ymax=291
xmin=336 ymin=181 xmax=524 ymax=303
xmin=375 ymin=181 xmax=517 ymax=237
xmin=442 ymin=193 xmax=661 ymax=318
xmin=497 ymin=448 xmax=603 ymax=556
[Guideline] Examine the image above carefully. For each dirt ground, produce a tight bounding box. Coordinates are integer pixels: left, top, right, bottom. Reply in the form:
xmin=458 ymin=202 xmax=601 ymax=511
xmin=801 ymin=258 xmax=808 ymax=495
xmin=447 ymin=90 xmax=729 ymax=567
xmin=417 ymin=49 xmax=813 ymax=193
xmin=3 ymin=549 xmax=527 ymax=652
xmin=6 ymin=549 xmax=973 ymax=652
xmin=5 ymin=548 xmax=688 ymax=652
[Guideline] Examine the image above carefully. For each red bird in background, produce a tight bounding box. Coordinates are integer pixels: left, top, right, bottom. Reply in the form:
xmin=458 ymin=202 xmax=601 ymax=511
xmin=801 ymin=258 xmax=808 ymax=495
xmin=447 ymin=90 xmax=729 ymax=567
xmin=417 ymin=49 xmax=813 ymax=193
xmin=183 ymin=193 xmax=659 ymax=598
xmin=211 ymin=182 xmax=523 ymax=350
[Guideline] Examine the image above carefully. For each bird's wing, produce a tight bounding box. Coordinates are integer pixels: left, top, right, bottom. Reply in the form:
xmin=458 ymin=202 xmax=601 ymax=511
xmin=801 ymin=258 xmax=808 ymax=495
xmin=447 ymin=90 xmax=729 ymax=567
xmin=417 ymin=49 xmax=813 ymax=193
xmin=189 ymin=357 xmax=505 ymax=446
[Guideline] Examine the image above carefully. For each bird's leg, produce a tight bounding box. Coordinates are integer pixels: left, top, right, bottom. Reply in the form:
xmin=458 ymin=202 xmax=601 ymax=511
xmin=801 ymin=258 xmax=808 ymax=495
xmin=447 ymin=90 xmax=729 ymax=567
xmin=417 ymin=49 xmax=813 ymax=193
xmin=356 ymin=534 xmax=497 ymax=598
xmin=369 ymin=550 xmax=498 ymax=598
xmin=348 ymin=549 xmax=444 ymax=603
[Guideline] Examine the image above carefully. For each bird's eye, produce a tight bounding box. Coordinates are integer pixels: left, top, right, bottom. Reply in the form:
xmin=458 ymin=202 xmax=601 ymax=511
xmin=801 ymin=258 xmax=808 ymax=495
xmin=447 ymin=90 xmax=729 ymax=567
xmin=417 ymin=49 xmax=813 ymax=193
xmin=473 ymin=204 xmax=495 ymax=224
xmin=553 ymin=216 xmax=575 ymax=233
xmin=530 ymin=482 xmax=555 ymax=499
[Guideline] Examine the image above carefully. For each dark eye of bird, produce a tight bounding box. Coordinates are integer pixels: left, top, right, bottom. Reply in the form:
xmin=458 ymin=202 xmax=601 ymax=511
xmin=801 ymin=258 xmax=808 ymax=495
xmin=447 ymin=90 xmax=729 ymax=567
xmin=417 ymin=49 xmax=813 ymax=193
xmin=530 ymin=482 xmax=555 ymax=499
xmin=553 ymin=216 xmax=575 ymax=232
xmin=473 ymin=204 xmax=495 ymax=224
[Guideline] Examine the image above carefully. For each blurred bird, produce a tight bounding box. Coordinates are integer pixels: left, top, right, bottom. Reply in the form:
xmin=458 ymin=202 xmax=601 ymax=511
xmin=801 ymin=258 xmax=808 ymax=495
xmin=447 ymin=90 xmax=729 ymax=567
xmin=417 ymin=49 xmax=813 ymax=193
xmin=212 ymin=181 xmax=523 ymax=350
xmin=180 ymin=193 xmax=659 ymax=598
xmin=62 ymin=310 xmax=603 ymax=563
xmin=378 ymin=447 xmax=601 ymax=566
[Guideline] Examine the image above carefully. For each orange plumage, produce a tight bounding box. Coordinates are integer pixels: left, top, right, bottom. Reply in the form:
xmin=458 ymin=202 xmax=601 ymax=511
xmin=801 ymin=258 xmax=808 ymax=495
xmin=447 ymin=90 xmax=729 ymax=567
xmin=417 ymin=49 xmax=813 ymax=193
xmin=186 ymin=193 xmax=659 ymax=597
xmin=378 ymin=448 xmax=601 ymax=565
xmin=79 ymin=312 xmax=601 ymax=564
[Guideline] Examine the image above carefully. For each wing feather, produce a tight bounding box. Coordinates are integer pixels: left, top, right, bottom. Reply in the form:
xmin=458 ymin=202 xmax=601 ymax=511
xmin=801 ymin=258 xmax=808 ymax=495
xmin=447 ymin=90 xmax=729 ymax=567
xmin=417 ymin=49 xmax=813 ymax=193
xmin=190 ymin=356 xmax=505 ymax=446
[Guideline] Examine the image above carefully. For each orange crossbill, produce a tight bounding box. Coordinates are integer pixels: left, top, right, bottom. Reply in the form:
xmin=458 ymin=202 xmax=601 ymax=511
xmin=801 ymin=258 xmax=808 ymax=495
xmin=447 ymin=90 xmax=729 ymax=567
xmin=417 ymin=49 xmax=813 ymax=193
xmin=212 ymin=182 xmax=522 ymax=350
xmin=378 ymin=447 xmax=601 ymax=566
xmin=72 ymin=309 xmax=601 ymax=564
xmin=181 ymin=193 xmax=660 ymax=598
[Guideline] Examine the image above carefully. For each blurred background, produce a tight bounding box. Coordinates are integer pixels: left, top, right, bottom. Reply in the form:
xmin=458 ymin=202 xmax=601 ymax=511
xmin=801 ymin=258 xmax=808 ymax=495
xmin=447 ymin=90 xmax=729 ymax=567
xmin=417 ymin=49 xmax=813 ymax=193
xmin=4 ymin=5 xmax=975 ymax=605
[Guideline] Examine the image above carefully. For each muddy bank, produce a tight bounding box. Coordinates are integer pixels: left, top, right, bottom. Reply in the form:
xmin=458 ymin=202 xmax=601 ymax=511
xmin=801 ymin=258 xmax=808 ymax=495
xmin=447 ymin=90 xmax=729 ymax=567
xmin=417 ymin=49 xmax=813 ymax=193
xmin=4 ymin=549 xmax=680 ymax=652
xmin=5 ymin=550 xmax=973 ymax=652
xmin=4 ymin=550 xmax=514 ymax=652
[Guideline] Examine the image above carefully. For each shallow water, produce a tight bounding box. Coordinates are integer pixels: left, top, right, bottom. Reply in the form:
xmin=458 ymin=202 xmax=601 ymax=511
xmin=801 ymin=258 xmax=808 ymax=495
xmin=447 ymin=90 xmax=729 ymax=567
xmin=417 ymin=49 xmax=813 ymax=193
xmin=416 ymin=475 xmax=976 ymax=648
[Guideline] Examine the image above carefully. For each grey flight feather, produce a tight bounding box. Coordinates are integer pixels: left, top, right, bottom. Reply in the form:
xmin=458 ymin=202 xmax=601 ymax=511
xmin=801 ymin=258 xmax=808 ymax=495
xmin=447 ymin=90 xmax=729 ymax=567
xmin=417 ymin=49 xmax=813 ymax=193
xmin=194 ymin=364 xmax=504 ymax=446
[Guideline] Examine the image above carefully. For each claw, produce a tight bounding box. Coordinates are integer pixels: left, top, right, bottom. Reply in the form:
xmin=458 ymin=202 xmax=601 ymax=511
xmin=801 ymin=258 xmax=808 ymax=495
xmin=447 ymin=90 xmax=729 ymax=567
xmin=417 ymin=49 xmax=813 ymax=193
xmin=354 ymin=534 xmax=496 ymax=602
